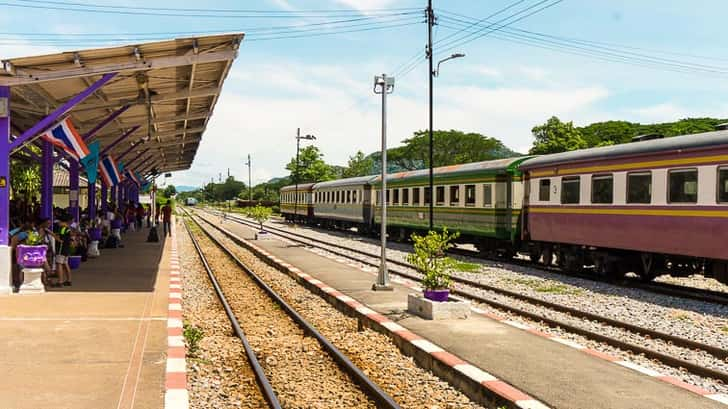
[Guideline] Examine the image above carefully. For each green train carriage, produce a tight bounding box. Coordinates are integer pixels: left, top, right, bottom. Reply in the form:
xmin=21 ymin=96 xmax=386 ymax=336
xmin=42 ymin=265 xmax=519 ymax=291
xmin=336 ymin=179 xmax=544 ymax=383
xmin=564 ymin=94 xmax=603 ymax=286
xmin=371 ymin=157 xmax=531 ymax=252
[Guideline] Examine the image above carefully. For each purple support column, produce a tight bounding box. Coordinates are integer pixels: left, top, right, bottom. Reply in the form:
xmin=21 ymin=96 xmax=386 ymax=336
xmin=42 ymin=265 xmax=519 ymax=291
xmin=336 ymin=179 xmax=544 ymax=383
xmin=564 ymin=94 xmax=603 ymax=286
xmin=100 ymin=125 xmax=140 ymax=157
xmin=0 ymin=86 xmax=11 ymax=294
xmin=69 ymin=158 xmax=79 ymax=223
xmin=88 ymin=182 xmax=96 ymax=220
xmin=41 ymin=140 xmax=54 ymax=221
xmin=101 ymin=182 xmax=108 ymax=214
xmin=111 ymin=185 xmax=117 ymax=209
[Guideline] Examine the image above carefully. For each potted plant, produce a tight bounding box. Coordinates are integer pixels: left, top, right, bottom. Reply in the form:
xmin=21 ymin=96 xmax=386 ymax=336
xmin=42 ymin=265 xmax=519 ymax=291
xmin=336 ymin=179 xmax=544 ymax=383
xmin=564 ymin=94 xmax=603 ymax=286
xmin=16 ymin=231 xmax=47 ymax=269
xmin=248 ymin=204 xmax=272 ymax=240
xmin=407 ymin=227 xmax=460 ymax=302
xmin=68 ymin=239 xmax=83 ymax=270
xmin=87 ymin=223 xmax=102 ymax=258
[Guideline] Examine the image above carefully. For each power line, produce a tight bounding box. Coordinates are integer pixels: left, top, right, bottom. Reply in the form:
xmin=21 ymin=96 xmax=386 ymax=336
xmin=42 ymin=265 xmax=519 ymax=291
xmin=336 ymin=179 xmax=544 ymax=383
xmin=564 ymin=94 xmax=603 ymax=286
xmin=437 ymin=14 xmax=728 ymax=75
xmin=433 ymin=0 xmax=527 ymax=46
xmin=0 ymin=0 xmax=420 ymax=18
xmin=435 ymin=0 xmax=565 ymax=57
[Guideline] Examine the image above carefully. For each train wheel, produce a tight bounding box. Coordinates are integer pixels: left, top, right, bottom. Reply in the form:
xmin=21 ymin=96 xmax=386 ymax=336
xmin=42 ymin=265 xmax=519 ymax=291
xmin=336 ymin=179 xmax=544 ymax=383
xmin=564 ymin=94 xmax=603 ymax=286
xmin=528 ymin=244 xmax=542 ymax=264
xmin=542 ymin=246 xmax=553 ymax=267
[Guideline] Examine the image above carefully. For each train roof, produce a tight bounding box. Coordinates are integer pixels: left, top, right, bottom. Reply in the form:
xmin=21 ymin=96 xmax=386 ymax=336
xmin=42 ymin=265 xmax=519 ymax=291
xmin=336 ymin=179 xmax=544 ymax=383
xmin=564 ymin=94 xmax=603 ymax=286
xmin=313 ymin=175 xmax=378 ymax=189
xmin=520 ymin=130 xmax=728 ymax=170
xmin=280 ymin=182 xmax=316 ymax=192
xmin=373 ymin=157 xmax=531 ymax=186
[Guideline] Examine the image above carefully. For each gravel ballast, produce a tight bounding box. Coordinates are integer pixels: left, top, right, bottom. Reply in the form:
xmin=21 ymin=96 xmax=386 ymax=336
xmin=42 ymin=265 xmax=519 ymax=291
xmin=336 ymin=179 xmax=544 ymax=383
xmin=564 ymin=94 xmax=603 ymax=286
xmin=215 ymin=212 xmax=728 ymax=395
xmin=194 ymin=214 xmax=488 ymax=409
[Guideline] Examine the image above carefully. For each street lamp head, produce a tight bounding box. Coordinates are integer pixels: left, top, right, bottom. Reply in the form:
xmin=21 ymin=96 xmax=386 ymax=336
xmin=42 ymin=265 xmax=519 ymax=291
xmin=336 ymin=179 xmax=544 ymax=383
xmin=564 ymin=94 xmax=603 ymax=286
xmin=451 ymin=53 xmax=465 ymax=59
xmin=297 ymin=134 xmax=316 ymax=141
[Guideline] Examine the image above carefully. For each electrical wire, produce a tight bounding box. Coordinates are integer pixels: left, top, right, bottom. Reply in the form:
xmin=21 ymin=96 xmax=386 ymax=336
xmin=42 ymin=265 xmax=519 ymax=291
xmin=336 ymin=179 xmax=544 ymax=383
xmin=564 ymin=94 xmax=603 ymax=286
xmin=437 ymin=14 xmax=728 ymax=75
xmin=433 ymin=0 xmax=527 ymax=46
xmin=0 ymin=0 xmax=419 ymax=18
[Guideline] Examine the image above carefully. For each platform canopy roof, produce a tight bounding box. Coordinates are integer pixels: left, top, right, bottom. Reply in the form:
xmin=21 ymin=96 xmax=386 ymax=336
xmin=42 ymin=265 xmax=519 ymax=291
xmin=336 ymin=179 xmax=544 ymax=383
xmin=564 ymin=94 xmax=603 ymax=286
xmin=1 ymin=33 xmax=243 ymax=175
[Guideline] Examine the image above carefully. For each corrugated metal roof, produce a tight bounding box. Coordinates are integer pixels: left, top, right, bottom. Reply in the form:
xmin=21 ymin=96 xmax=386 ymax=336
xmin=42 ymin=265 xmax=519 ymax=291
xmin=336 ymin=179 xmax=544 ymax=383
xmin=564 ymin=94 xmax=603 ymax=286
xmin=520 ymin=130 xmax=728 ymax=169
xmin=53 ymin=165 xmax=90 ymax=188
xmin=3 ymin=33 xmax=243 ymax=174
xmin=375 ymin=157 xmax=529 ymax=183
xmin=280 ymin=183 xmax=316 ymax=192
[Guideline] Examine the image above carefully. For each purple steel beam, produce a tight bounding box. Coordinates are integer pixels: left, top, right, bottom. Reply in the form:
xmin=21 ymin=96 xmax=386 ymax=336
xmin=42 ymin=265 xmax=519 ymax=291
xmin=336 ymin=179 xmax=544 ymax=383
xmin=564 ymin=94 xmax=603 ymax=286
xmin=100 ymin=125 xmax=140 ymax=157
xmin=110 ymin=185 xmax=116 ymax=209
xmin=40 ymin=140 xmax=53 ymax=221
xmin=125 ymin=149 xmax=150 ymax=169
xmin=83 ymin=104 xmax=130 ymax=141
xmin=10 ymin=72 xmax=118 ymax=151
xmin=69 ymin=158 xmax=80 ymax=223
xmin=20 ymin=146 xmax=41 ymax=162
xmin=0 ymin=86 xmax=10 ymax=246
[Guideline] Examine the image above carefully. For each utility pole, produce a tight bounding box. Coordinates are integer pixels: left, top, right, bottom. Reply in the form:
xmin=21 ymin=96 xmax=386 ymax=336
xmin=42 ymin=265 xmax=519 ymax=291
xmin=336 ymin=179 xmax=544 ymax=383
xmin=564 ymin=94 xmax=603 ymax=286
xmin=246 ymin=154 xmax=252 ymax=203
xmin=294 ymin=128 xmax=316 ymax=224
xmin=373 ymin=73 xmax=395 ymax=291
xmin=427 ymin=0 xmax=435 ymax=232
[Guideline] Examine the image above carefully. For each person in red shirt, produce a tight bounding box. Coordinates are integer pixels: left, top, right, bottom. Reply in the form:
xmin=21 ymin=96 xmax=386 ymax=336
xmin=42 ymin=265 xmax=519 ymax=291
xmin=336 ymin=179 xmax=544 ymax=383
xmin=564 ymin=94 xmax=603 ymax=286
xmin=161 ymin=200 xmax=172 ymax=237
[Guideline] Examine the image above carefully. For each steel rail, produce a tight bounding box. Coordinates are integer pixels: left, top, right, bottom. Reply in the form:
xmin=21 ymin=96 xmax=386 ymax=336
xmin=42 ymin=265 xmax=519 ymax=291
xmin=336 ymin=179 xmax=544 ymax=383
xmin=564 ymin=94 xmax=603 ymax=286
xmin=184 ymin=209 xmax=402 ymax=409
xmin=182 ymin=220 xmax=282 ymax=409
xmin=197 ymin=208 xmax=728 ymax=384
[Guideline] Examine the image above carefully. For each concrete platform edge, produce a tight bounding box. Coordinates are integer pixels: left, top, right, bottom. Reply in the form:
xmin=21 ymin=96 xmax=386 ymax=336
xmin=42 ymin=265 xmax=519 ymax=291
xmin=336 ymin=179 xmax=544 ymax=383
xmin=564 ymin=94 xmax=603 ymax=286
xmin=216 ymin=222 xmax=549 ymax=409
xmin=165 ymin=219 xmax=189 ymax=409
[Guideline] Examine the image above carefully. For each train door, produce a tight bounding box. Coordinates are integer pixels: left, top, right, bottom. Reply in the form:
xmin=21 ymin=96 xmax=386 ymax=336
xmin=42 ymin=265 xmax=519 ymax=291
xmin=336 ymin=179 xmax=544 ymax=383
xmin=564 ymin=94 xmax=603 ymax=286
xmin=495 ymin=174 xmax=511 ymax=239
xmin=362 ymin=185 xmax=373 ymax=229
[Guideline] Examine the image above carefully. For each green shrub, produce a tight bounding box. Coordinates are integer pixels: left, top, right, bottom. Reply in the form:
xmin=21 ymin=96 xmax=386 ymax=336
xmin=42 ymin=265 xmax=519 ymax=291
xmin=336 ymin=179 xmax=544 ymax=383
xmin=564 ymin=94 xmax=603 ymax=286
xmin=183 ymin=322 xmax=204 ymax=357
xmin=248 ymin=204 xmax=272 ymax=230
xmin=406 ymin=227 xmax=460 ymax=290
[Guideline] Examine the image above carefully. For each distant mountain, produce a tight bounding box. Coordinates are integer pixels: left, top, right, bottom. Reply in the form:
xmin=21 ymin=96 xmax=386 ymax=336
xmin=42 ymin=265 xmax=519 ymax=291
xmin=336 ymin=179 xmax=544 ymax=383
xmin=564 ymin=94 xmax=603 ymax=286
xmin=175 ymin=185 xmax=198 ymax=193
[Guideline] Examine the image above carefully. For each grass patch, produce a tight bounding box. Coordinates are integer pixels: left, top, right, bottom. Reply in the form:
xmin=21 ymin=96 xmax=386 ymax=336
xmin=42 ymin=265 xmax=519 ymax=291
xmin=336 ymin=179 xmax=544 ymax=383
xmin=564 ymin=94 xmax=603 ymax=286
xmin=671 ymin=312 xmax=693 ymax=322
xmin=183 ymin=322 xmax=204 ymax=357
xmin=721 ymin=326 xmax=728 ymax=334
xmin=453 ymin=261 xmax=481 ymax=273
xmin=504 ymin=277 xmax=583 ymax=296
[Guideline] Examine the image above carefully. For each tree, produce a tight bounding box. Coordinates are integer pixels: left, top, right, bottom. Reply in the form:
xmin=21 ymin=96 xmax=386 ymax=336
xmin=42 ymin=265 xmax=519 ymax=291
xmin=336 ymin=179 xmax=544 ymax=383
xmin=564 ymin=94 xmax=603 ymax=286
xmin=285 ymin=145 xmax=336 ymax=183
xmin=213 ymin=176 xmax=246 ymax=201
xmin=163 ymin=185 xmax=177 ymax=197
xmin=529 ymin=116 xmax=588 ymax=155
xmin=385 ymin=130 xmax=519 ymax=171
xmin=342 ymin=150 xmax=374 ymax=178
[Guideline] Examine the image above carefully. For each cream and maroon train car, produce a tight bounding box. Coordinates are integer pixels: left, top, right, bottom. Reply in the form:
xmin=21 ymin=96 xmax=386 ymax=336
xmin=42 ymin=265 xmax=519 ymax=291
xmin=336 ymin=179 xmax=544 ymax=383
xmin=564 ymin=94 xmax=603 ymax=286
xmin=519 ymin=131 xmax=728 ymax=283
xmin=280 ymin=183 xmax=315 ymax=222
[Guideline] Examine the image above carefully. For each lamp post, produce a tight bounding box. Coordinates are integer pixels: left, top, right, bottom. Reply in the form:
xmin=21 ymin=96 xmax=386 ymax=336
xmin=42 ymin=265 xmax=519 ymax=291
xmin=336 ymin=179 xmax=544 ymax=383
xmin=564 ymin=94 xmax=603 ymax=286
xmin=246 ymin=154 xmax=252 ymax=203
xmin=372 ymin=73 xmax=395 ymax=291
xmin=428 ymin=52 xmax=465 ymax=231
xmin=293 ymin=128 xmax=316 ymax=224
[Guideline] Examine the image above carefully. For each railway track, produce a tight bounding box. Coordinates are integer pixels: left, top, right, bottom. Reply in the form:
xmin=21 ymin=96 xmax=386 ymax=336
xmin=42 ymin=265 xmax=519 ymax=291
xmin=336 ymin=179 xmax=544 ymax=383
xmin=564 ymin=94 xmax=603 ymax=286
xmin=196 ymin=207 xmax=728 ymax=386
xmin=183 ymin=211 xmax=401 ymax=409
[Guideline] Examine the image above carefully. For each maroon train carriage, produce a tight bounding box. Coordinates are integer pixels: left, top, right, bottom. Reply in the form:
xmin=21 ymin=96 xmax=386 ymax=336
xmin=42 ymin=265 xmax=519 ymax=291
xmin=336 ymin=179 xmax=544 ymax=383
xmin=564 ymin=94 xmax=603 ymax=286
xmin=280 ymin=183 xmax=315 ymax=223
xmin=519 ymin=131 xmax=728 ymax=284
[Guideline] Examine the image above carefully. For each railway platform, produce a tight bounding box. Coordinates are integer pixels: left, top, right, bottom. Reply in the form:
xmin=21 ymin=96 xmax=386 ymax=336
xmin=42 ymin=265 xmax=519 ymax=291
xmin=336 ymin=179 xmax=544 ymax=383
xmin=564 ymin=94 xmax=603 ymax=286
xmin=0 ymin=226 xmax=176 ymax=409
xmin=213 ymin=214 xmax=726 ymax=409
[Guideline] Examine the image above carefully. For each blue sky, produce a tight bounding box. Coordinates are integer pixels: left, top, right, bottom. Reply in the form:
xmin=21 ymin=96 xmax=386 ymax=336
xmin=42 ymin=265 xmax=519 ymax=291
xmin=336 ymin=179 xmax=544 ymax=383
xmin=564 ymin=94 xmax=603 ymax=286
xmin=2 ymin=0 xmax=727 ymax=187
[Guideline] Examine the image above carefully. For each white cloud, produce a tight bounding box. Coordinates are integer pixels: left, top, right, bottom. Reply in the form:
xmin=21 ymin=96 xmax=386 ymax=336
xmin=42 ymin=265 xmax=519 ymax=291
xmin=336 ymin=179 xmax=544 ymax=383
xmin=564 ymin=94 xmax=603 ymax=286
xmin=470 ymin=65 xmax=502 ymax=79
xmin=334 ymin=0 xmax=398 ymax=12
xmin=268 ymin=0 xmax=296 ymax=11
xmin=170 ymin=61 xmax=611 ymax=186
xmin=517 ymin=66 xmax=548 ymax=81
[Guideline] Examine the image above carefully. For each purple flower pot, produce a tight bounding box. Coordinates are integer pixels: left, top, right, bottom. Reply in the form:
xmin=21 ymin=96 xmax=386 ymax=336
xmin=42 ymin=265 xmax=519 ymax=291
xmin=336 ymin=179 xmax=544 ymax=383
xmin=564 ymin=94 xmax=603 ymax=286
xmin=423 ymin=289 xmax=450 ymax=302
xmin=88 ymin=228 xmax=102 ymax=242
xmin=68 ymin=255 xmax=82 ymax=270
xmin=16 ymin=244 xmax=47 ymax=268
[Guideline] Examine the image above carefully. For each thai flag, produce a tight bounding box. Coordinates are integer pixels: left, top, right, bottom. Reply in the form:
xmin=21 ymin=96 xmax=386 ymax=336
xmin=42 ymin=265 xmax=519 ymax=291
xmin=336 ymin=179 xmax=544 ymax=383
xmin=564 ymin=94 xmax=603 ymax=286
xmin=100 ymin=155 xmax=122 ymax=186
xmin=41 ymin=117 xmax=89 ymax=160
xmin=125 ymin=169 xmax=141 ymax=187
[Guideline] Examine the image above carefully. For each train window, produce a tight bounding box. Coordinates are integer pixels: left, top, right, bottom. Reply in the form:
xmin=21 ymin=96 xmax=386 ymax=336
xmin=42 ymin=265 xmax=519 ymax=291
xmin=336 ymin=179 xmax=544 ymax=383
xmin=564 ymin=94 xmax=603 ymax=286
xmin=561 ymin=177 xmax=580 ymax=204
xmin=386 ymin=189 xmax=390 ymax=204
xmin=353 ymin=190 xmax=357 ymax=203
xmin=465 ymin=185 xmax=476 ymax=206
xmin=669 ymin=169 xmax=698 ymax=203
xmin=483 ymin=184 xmax=493 ymax=206
xmin=539 ymin=179 xmax=550 ymax=202
xmin=347 ymin=190 xmax=351 ymax=203
xmin=393 ymin=189 xmax=400 ymax=204
xmin=436 ymin=186 xmax=445 ymax=205
xmin=719 ymin=168 xmax=728 ymax=203
xmin=424 ymin=187 xmax=432 ymax=205
xmin=413 ymin=188 xmax=420 ymax=205
xmin=591 ymin=174 xmax=613 ymax=204
xmin=402 ymin=188 xmax=409 ymax=205
xmin=449 ymin=186 xmax=460 ymax=206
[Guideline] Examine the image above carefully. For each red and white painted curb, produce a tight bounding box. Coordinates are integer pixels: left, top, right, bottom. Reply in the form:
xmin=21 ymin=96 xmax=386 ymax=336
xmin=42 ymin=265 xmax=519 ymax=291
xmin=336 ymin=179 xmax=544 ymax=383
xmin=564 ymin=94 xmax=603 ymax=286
xmin=307 ymin=244 xmax=728 ymax=406
xmin=165 ymin=223 xmax=189 ymax=409
xmin=220 ymin=224 xmax=549 ymax=409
